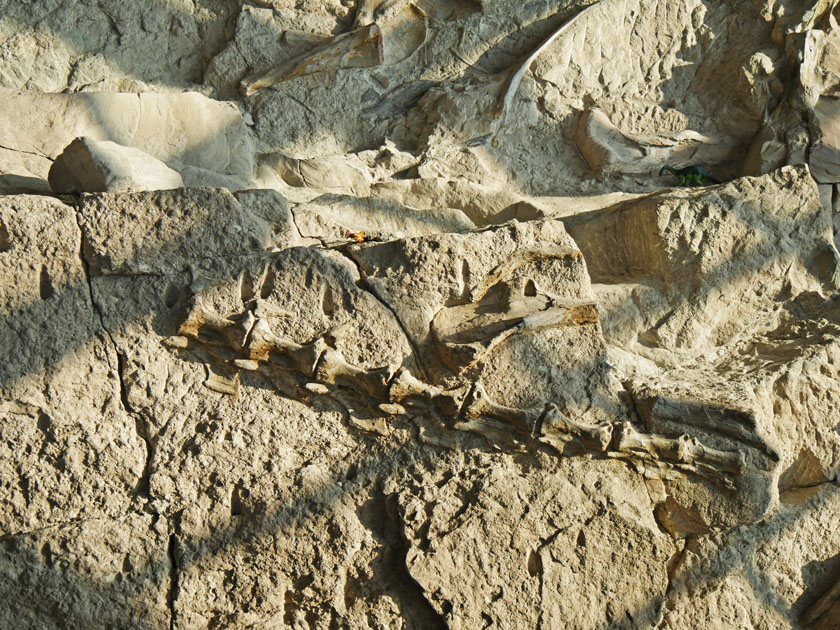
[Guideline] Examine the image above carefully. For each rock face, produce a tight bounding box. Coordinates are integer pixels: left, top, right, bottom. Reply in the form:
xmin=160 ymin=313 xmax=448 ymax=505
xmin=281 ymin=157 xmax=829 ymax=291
xmin=3 ymin=1 xmax=840 ymax=629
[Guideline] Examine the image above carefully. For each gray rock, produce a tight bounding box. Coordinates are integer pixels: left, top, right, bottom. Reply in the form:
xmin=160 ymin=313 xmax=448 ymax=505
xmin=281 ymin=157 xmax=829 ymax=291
xmin=809 ymin=97 xmax=840 ymax=183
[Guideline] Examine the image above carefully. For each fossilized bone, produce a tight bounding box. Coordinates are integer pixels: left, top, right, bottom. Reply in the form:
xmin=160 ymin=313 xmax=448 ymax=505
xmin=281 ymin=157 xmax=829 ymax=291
xmin=431 ymin=246 xmax=596 ymax=374
xmin=242 ymin=25 xmax=383 ymax=96
xmin=168 ymin=298 xmax=748 ymax=487
xmin=610 ymin=422 xmax=745 ymax=479
xmin=492 ymin=1 xmax=602 ymax=127
xmin=540 ymin=404 xmax=613 ymax=451
xmin=242 ymin=2 xmax=426 ymax=96
xmin=801 ymin=572 xmax=840 ymax=626
xmin=576 ymin=109 xmax=739 ymax=176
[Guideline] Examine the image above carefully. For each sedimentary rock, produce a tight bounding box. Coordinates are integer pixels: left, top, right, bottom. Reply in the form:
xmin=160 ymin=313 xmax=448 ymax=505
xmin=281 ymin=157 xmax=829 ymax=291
xmin=0 ymin=195 xmax=145 ymax=534
xmin=0 ymin=92 xmax=256 ymax=189
xmin=5 ymin=0 xmax=840 ymax=628
xmin=49 ymin=137 xmax=184 ymax=193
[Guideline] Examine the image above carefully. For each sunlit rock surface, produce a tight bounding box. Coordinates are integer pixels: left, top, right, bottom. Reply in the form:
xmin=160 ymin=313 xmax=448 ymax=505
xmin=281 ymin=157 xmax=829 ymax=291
xmin=2 ymin=1 xmax=840 ymax=628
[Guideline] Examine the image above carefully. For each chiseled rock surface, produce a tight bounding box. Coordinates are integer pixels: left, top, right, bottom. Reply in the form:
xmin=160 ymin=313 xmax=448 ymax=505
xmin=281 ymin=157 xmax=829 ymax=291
xmin=567 ymin=166 xmax=839 ymax=351
xmin=5 ymin=0 xmax=840 ymax=628
xmin=5 ymin=174 xmax=840 ymax=630
xmin=662 ymin=485 xmax=840 ymax=630
xmin=397 ymin=456 xmax=674 ymax=629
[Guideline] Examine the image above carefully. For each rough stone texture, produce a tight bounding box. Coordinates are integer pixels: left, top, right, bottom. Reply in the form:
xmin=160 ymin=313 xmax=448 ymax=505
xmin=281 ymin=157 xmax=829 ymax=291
xmin=293 ymin=193 xmax=475 ymax=242
xmin=809 ymin=97 xmax=840 ymax=183
xmin=566 ymin=166 xmax=839 ymax=351
xmin=0 ymin=195 xmax=144 ymax=534
xmin=0 ymin=0 xmax=237 ymax=92
xmin=0 ymin=514 xmax=172 ymax=630
xmin=397 ymin=456 xmax=674 ymax=629
xmin=49 ymin=136 xmax=184 ymax=193
xmin=5 ymin=1 xmax=840 ymax=628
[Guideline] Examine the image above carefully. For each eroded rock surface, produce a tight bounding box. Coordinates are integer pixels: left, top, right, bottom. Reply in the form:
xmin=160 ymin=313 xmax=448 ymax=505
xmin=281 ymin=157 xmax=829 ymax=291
xmin=4 ymin=1 xmax=840 ymax=629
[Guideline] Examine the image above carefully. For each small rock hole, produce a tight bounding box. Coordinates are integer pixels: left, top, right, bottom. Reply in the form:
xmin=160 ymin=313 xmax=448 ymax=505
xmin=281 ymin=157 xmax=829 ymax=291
xmin=294 ymin=574 xmax=314 ymax=591
xmin=576 ymin=530 xmax=586 ymax=547
xmin=39 ymin=266 xmax=54 ymax=300
xmin=37 ymin=413 xmax=51 ymax=434
xmin=524 ymin=279 xmax=537 ymax=297
xmin=345 ymin=464 xmax=358 ymax=481
xmin=0 ymin=221 xmax=11 ymax=252
xmin=240 ymin=270 xmax=255 ymax=303
xmin=163 ymin=284 xmax=180 ymax=309
xmin=527 ymin=549 xmax=542 ymax=577
xmin=230 ymin=495 xmax=243 ymax=517
xmin=231 ymin=485 xmax=250 ymax=518
xmin=40 ymin=542 xmax=53 ymax=565
xmin=260 ymin=266 xmax=276 ymax=299
xmin=322 ymin=288 xmax=335 ymax=317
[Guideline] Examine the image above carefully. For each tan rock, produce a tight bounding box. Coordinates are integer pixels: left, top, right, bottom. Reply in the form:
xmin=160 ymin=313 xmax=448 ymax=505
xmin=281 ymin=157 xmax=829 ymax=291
xmin=293 ymin=193 xmax=475 ymax=242
xmin=0 ymin=91 xmax=256 ymax=187
xmin=664 ymin=485 xmax=840 ymax=630
xmin=49 ymin=137 xmax=184 ymax=194
xmin=576 ymin=108 xmax=741 ymax=177
xmin=5 ymin=0 xmax=840 ymax=627
xmin=0 ymin=195 xmax=144 ymax=533
xmin=398 ymin=457 xmax=674 ymax=630
xmin=566 ymin=166 xmax=838 ymax=351
xmin=0 ymin=515 xmax=172 ymax=629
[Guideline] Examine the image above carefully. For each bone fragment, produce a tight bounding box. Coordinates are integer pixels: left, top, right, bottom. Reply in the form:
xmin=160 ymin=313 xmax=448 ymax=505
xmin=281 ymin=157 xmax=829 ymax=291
xmin=463 ymin=382 xmax=542 ymax=437
xmin=315 ymin=347 xmax=395 ymax=399
xmin=614 ymin=423 xmax=745 ymax=475
xmin=541 ymin=404 xmax=612 ymax=451
xmin=242 ymin=25 xmax=383 ymax=96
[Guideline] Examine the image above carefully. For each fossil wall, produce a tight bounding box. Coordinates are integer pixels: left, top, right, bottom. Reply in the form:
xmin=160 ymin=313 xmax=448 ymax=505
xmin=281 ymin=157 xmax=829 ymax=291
xmin=2 ymin=1 xmax=840 ymax=629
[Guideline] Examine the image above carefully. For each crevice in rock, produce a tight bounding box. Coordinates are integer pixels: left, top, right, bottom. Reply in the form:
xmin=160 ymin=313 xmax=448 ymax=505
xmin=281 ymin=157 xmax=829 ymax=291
xmin=167 ymin=532 xmax=180 ymax=630
xmin=0 ymin=142 xmax=51 ymax=160
xmin=1 ymin=516 xmax=97 ymax=539
xmin=128 ymin=92 xmax=142 ymax=147
xmin=74 ymin=207 xmax=154 ymax=503
xmin=73 ymin=206 xmax=120 ymax=367
xmin=791 ymin=478 xmax=840 ymax=490
xmin=132 ymin=409 xmax=154 ymax=501
xmin=384 ymin=494 xmax=448 ymax=629
xmin=284 ymin=92 xmax=320 ymax=121
xmin=287 ymin=205 xmax=327 ymax=247
xmin=96 ymin=0 xmax=123 ymax=45
xmin=2 ymin=506 xmax=163 ymax=538
xmin=114 ymin=351 xmax=133 ymax=414
xmin=342 ymin=247 xmax=432 ymax=381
